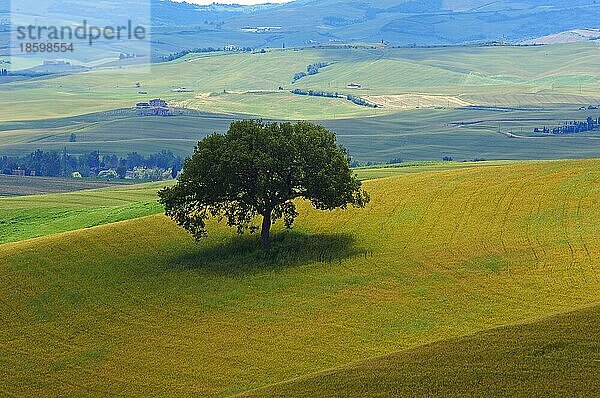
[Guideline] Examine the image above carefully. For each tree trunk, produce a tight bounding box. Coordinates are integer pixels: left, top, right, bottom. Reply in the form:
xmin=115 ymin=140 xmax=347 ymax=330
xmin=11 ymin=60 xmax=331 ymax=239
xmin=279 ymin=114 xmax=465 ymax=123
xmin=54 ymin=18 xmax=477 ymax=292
xmin=260 ymin=210 xmax=272 ymax=250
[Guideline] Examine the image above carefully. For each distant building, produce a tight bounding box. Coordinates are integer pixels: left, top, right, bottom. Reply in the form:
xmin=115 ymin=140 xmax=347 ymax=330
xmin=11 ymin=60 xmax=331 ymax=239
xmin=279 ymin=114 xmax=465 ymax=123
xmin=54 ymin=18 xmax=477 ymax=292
xmin=171 ymin=87 xmax=194 ymax=93
xmin=43 ymin=60 xmax=71 ymax=66
xmin=347 ymin=83 xmax=362 ymax=89
xmin=149 ymin=99 xmax=167 ymax=107
xmin=12 ymin=169 xmax=25 ymax=176
xmin=135 ymin=99 xmax=172 ymax=116
xmin=241 ymin=26 xmax=282 ymax=33
xmin=119 ymin=53 xmax=137 ymax=60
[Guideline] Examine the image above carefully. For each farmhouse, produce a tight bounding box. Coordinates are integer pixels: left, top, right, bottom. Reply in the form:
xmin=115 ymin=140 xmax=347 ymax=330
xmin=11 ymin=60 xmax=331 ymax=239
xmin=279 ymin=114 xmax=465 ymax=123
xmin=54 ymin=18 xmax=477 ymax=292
xmin=43 ymin=60 xmax=71 ymax=66
xmin=347 ymin=82 xmax=362 ymax=89
xmin=171 ymin=87 xmax=194 ymax=93
xmin=135 ymin=99 xmax=172 ymax=116
xmin=149 ymin=99 xmax=167 ymax=107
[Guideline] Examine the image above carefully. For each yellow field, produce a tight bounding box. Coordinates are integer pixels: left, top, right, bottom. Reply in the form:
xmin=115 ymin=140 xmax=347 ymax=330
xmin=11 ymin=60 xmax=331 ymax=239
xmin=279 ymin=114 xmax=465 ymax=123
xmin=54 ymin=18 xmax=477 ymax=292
xmin=1 ymin=159 xmax=600 ymax=396
xmin=365 ymin=94 xmax=472 ymax=109
xmin=242 ymin=303 xmax=600 ymax=397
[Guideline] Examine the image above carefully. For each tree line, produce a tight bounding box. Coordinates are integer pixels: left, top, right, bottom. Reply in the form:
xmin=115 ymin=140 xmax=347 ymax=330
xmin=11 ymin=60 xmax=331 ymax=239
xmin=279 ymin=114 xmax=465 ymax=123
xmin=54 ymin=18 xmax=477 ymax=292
xmin=291 ymin=89 xmax=379 ymax=108
xmin=0 ymin=149 xmax=184 ymax=179
xmin=292 ymin=62 xmax=331 ymax=83
xmin=156 ymin=46 xmax=254 ymax=62
xmin=534 ymin=116 xmax=600 ymax=135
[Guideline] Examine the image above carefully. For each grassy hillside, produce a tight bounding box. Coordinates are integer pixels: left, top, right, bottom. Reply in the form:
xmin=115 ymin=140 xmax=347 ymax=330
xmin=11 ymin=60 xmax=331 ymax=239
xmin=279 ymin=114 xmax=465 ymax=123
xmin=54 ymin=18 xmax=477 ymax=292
xmin=1 ymin=50 xmax=375 ymax=122
xmin=2 ymin=44 xmax=599 ymax=122
xmin=1 ymin=159 xmax=600 ymax=396
xmin=0 ymin=111 xmax=239 ymax=157
xmin=242 ymin=303 xmax=600 ymax=397
xmin=0 ymin=182 xmax=164 ymax=244
xmin=2 ymin=106 xmax=600 ymax=163
xmin=3 ymin=43 xmax=600 ymax=162
xmin=0 ymin=162 xmax=480 ymax=244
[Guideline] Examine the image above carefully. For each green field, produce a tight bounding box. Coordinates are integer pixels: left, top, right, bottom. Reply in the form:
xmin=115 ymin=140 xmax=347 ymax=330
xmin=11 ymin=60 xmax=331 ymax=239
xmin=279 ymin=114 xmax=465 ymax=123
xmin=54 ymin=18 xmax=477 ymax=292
xmin=2 ymin=159 xmax=600 ymax=396
xmin=0 ymin=182 xmax=165 ymax=244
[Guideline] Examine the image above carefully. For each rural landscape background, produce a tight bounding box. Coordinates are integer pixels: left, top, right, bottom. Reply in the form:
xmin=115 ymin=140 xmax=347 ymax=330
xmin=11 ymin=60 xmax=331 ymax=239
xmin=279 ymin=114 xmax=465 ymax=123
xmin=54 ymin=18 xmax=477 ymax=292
xmin=1 ymin=0 xmax=600 ymax=396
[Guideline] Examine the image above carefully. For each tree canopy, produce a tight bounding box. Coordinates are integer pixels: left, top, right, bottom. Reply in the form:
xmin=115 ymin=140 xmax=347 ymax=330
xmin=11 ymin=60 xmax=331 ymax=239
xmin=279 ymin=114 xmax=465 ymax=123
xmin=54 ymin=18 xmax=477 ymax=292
xmin=158 ymin=120 xmax=370 ymax=249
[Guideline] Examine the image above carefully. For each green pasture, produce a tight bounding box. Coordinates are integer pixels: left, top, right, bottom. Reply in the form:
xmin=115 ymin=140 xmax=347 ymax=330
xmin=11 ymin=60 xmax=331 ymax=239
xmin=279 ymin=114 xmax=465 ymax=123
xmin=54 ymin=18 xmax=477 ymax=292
xmin=0 ymin=182 xmax=165 ymax=244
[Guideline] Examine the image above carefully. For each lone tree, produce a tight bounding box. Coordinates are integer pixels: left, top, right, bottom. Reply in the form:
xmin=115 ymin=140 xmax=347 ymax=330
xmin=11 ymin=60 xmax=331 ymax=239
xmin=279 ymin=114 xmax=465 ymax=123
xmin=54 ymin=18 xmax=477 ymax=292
xmin=158 ymin=120 xmax=370 ymax=249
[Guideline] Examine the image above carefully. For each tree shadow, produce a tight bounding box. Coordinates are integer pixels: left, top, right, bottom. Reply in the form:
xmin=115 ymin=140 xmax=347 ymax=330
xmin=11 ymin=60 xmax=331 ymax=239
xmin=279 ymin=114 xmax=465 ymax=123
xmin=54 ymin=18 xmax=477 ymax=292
xmin=170 ymin=230 xmax=368 ymax=276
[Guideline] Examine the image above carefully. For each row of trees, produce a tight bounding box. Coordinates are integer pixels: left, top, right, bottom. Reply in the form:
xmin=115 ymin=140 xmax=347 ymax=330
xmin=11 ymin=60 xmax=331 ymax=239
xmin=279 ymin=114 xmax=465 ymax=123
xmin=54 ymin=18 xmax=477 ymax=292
xmin=0 ymin=149 xmax=183 ymax=179
xmin=157 ymin=46 xmax=254 ymax=62
xmin=346 ymin=95 xmax=379 ymax=108
xmin=534 ymin=116 xmax=600 ymax=135
xmin=292 ymin=62 xmax=331 ymax=82
xmin=291 ymin=89 xmax=379 ymax=108
xmin=292 ymin=88 xmax=340 ymax=98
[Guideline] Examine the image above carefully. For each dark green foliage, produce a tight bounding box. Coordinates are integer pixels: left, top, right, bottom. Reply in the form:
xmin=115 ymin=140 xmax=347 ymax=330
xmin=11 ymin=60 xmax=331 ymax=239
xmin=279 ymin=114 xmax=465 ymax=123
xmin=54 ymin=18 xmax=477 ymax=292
xmin=158 ymin=120 xmax=369 ymax=248
xmin=346 ymin=94 xmax=379 ymax=108
xmin=290 ymin=89 xmax=379 ymax=108
xmin=534 ymin=116 xmax=600 ymax=135
xmin=292 ymin=62 xmax=331 ymax=82
xmin=292 ymin=88 xmax=340 ymax=99
xmin=0 ymin=149 xmax=183 ymax=178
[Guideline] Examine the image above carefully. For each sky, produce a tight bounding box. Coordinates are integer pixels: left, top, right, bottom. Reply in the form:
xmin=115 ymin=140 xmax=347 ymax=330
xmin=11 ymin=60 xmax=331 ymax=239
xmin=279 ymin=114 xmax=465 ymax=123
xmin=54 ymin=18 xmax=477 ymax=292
xmin=170 ymin=0 xmax=292 ymax=4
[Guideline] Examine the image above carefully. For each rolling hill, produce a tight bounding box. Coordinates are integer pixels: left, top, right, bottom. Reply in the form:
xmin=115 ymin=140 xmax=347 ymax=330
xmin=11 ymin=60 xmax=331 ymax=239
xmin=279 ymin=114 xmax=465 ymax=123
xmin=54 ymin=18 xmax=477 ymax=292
xmin=3 ymin=107 xmax=600 ymax=163
xmin=0 ymin=181 xmax=165 ymax=244
xmin=0 ymin=161 xmax=515 ymax=244
xmin=2 ymin=43 xmax=600 ymax=162
xmin=1 ymin=158 xmax=600 ymax=396
xmin=522 ymin=28 xmax=600 ymax=44
xmin=4 ymin=0 xmax=600 ymax=67
xmin=3 ymin=43 xmax=599 ymax=124
xmin=223 ymin=0 xmax=600 ymax=47
xmin=241 ymin=303 xmax=600 ymax=397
